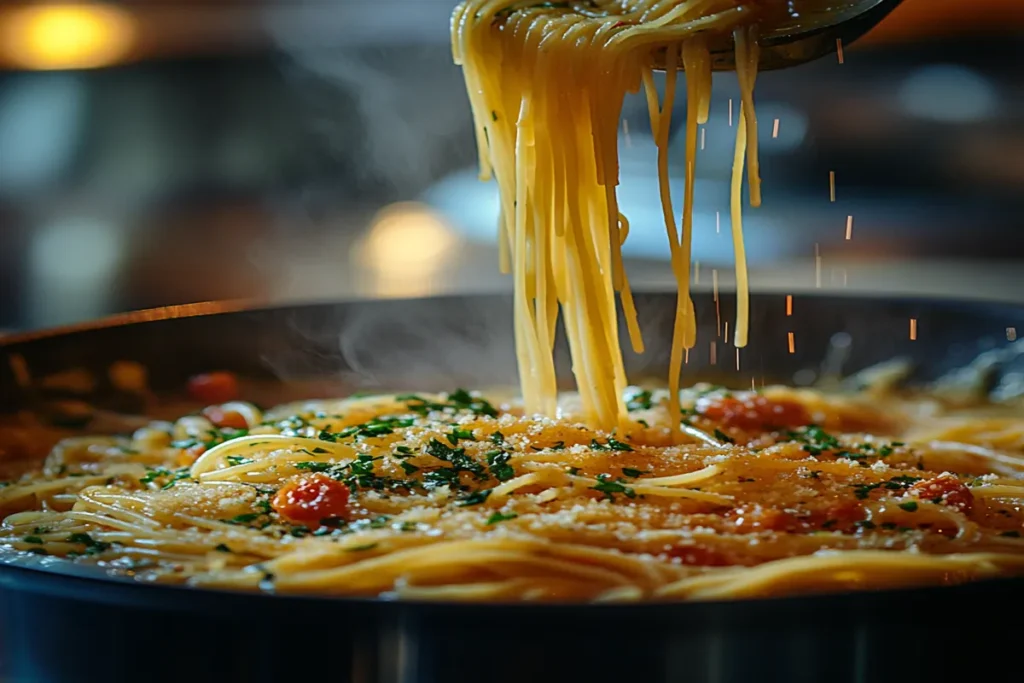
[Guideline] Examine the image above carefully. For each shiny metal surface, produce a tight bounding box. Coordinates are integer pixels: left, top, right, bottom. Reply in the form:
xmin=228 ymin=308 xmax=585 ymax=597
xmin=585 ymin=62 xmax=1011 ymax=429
xmin=652 ymin=0 xmax=905 ymax=71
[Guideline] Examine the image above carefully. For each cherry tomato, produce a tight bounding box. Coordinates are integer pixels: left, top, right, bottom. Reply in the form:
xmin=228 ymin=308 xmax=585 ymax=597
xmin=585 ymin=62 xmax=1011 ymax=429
xmin=187 ymin=372 xmax=239 ymax=405
xmin=272 ymin=473 xmax=351 ymax=528
xmin=698 ymin=395 xmax=810 ymax=432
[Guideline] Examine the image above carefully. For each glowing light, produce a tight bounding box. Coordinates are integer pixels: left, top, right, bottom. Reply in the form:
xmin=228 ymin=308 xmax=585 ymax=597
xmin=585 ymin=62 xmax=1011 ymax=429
xmin=845 ymin=215 xmax=854 ymax=240
xmin=358 ymin=202 xmax=458 ymax=298
xmin=909 ymin=318 xmax=918 ymax=341
xmin=899 ymin=65 xmax=998 ymax=124
xmin=0 ymin=4 xmax=135 ymax=71
xmin=1007 ymin=328 xmax=1017 ymax=342
xmin=787 ymin=332 xmax=796 ymax=354
xmin=786 ymin=295 xmax=793 ymax=317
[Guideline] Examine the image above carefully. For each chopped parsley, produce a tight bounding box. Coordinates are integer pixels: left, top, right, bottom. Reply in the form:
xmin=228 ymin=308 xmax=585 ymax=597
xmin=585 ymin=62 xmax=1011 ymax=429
xmin=225 ymin=455 xmax=253 ymax=466
xmin=66 ymin=532 xmax=111 ymax=555
xmin=591 ymin=474 xmax=636 ymax=501
xmin=424 ymin=438 xmax=488 ymax=482
xmin=626 ymin=389 xmax=653 ymax=412
xmin=346 ymin=543 xmax=378 ymax=552
xmin=490 ymin=431 xmax=506 ymax=445
xmin=1000 ymin=531 xmax=1021 ymax=538
xmin=786 ymin=425 xmax=841 ymax=456
xmin=621 ymin=468 xmax=648 ymax=478
xmin=398 ymin=389 xmax=498 ymax=418
xmin=22 ymin=535 xmax=44 ymax=545
xmin=590 ymin=438 xmax=634 ymax=452
xmin=486 ymin=511 xmax=518 ymax=525
xmin=294 ymin=461 xmax=335 ymax=473
xmin=139 ymin=466 xmax=192 ymax=489
xmin=447 ymin=428 xmax=475 ymax=445
xmin=458 ymin=489 xmax=492 ymax=506
xmin=228 ymin=513 xmax=262 ymax=524
xmin=214 ymin=544 xmax=232 ymax=553
xmin=486 ymin=450 xmax=515 ymax=482
xmin=400 ymin=461 xmax=420 ymax=475
xmin=898 ymin=500 xmax=919 ymax=512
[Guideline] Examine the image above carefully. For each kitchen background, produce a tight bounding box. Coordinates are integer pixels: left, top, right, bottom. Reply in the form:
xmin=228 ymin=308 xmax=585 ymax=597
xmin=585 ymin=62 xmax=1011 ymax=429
xmin=0 ymin=0 xmax=1022 ymax=332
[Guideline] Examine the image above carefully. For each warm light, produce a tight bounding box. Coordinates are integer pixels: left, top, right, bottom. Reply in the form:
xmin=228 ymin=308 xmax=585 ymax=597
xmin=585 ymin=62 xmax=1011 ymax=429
xmin=358 ymin=202 xmax=459 ymax=298
xmin=1 ymin=4 xmax=135 ymax=70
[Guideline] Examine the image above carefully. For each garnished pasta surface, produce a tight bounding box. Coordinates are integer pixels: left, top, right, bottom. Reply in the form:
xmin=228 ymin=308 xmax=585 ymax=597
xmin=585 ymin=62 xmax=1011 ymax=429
xmin=2 ymin=382 xmax=1022 ymax=602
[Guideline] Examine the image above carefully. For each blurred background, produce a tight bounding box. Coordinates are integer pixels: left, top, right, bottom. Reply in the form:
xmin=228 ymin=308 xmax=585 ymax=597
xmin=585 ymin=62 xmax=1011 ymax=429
xmin=0 ymin=0 xmax=1022 ymax=332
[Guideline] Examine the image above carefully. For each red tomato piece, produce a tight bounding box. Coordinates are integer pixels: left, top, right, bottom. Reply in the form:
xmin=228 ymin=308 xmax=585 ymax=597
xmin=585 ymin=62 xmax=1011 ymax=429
xmin=187 ymin=372 xmax=239 ymax=405
xmin=201 ymin=406 xmax=248 ymax=430
xmin=177 ymin=443 xmax=206 ymax=467
xmin=728 ymin=500 xmax=865 ymax=533
xmin=697 ymin=395 xmax=810 ymax=432
xmin=272 ymin=473 xmax=351 ymax=528
xmin=910 ymin=474 xmax=974 ymax=515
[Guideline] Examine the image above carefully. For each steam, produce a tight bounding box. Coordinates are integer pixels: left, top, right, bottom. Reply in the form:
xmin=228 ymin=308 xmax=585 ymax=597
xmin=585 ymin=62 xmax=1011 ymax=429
xmin=258 ymin=296 xmax=520 ymax=394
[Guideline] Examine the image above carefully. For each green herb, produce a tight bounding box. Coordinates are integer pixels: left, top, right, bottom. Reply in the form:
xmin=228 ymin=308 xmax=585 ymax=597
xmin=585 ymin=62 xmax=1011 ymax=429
xmin=852 ymin=483 xmax=881 ymax=500
xmin=312 ymin=447 xmax=329 ymax=454
xmin=590 ymin=438 xmax=634 ymax=452
xmin=821 ymin=519 xmax=838 ymax=529
xmin=424 ymin=468 xmax=461 ymax=487
xmin=885 ymin=475 xmax=922 ymax=488
xmin=806 ymin=470 xmax=822 ymax=480
xmin=878 ymin=445 xmax=894 ymax=457
xmin=622 ymin=468 xmax=648 ymax=478
xmin=490 ymin=431 xmax=505 ymax=445
xmin=398 ymin=521 xmax=419 ymax=532
xmin=22 ymin=535 xmax=44 ymax=545
xmin=214 ymin=544 xmax=232 ymax=553
xmin=32 ymin=526 xmax=50 ymax=535
xmin=855 ymin=520 xmax=876 ymax=530
xmin=229 ymin=513 xmax=262 ymax=524
xmin=66 ymin=532 xmax=111 ymax=555
xmin=394 ymin=445 xmax=414 ymax=457
xmin=459 ymin=489 xmax=492 ymax=506
xmin=294 ymin=461 xmax=335 ymax=473
xmin=447 ymin=428 xmax=475 ymax=445
xmin=399 ymin=389 xmax=498 ymax=418
xmin=400 ymin=461 xmax=420 ymax=475
xmin=880 ymin=522 xmax=898 ymax=530
xmin=550 ymin=441 xmax=565 ymax=450
xmin=898 ymin=500 xmax=919 ymax=512
xmin=713 ymin=429 xmax=734 ymax=444
xmin=139 ymin=467 xmax=170 ymax=484
xmin=591 ymin=474 xmax=636 ymax=501
xmin=786 ymin=425 xmax=841 ymax=456
xmin=999 ymin=530 xmax=1021 ymax=538
xmin=491 ymin=111 xmax=499 ymax=121
xmin=738 ymin=477 xmax=756 ymax=483
xmin=225 ymin=455 xmax=253 ymax=466
xmin=486 ymin=511 xmax=518 ymax=525
xmin=220 ymin=428 xmax=248 ymax=440
xmin=346 ymin=543 xmax=378 ymax=552
xmin=486 ymin=450 xmax=515 ymax=482
xmin=425 ymin=438 xmax=487 ymax=480
xmin=566 ymin=467 xmax=580 ymax=476
xmin=626 ymin=390 xmax=653 ymax=412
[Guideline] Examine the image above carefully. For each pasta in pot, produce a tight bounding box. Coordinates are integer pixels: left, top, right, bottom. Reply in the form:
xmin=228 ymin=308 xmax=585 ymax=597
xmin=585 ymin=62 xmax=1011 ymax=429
xmin=2 ymin=385 xmax=1022 ymax=601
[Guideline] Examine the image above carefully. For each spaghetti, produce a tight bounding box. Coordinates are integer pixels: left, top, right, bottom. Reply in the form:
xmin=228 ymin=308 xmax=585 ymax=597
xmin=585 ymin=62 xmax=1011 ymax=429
xmin=2 ymin=385 xmax=1023 ymax=601
xmin=452 ymin=1 xmax=783 ymax=431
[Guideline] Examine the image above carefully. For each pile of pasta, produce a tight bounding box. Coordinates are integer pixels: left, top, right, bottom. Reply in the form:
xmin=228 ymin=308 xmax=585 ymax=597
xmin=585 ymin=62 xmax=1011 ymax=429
xmin=2 ymin=385 xmax=1023 ymax=601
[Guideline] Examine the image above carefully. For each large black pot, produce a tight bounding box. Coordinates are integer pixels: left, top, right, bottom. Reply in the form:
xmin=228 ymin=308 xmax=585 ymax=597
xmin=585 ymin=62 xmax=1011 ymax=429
xmin=1 ymin=292 xmax=1022 ymax=683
